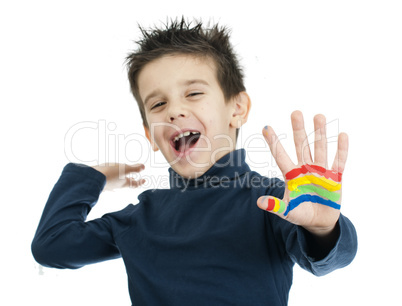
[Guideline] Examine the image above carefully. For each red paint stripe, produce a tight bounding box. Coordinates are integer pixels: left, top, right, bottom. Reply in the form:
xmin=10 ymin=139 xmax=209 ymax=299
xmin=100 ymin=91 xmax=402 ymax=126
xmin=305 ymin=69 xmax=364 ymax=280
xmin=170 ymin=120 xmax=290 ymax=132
xmin=267 ymin=198 xmax=275 ymax=211
xmin=285 ymin=164 xmax=342 ymax=182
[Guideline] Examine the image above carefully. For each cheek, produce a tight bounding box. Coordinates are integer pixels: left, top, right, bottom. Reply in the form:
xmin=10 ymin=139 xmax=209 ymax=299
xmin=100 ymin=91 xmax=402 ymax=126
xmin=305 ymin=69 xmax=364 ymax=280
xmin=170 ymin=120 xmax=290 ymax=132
xmin=146 ymin=123 xmax=163 ymax=143
xmin=154 ymin=128 xmax=166 ymax=143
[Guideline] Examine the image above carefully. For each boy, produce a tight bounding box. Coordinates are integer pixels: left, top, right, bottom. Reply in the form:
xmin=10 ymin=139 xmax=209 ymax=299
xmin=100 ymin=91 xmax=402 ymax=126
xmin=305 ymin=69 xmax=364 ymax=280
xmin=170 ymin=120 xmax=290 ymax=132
xmin=32 ymin=19 xmax=357 ymax=305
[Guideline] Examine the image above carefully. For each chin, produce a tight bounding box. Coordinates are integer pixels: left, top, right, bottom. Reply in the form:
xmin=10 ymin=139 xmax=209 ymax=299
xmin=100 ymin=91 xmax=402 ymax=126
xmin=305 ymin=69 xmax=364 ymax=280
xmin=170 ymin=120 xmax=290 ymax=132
xmin=171 ymin=160 xmax=212 ymax=179
xmin=163 ymin=133 xmax=213 ymax=178
xmin=158 ymin=130 xmax=232 ymax=179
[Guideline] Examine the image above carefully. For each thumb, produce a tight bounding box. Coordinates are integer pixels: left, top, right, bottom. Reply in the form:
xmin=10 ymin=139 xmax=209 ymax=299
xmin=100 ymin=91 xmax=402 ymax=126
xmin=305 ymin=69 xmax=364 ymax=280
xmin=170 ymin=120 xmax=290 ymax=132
xmin=257 ymin=196 xmax=288 ymax=216
xmin=124 ymin=163 xmax=145 ymax=174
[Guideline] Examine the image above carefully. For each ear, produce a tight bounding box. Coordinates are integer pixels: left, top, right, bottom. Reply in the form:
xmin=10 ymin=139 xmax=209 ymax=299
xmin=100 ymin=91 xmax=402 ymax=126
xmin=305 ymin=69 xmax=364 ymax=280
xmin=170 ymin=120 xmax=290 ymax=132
xmin=230 ymin=91 xmax=251 ymax=129
xmin=144 ymin=124 xmax=159 ymax=152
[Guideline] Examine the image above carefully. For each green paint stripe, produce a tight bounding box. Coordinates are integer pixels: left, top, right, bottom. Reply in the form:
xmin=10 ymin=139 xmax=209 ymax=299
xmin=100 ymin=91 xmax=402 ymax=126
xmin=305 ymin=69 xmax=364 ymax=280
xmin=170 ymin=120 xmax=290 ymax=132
xmin=277 ymin=200 xmax=286 ymax=214
xmin=290 ymin=185 xmax=340 ymax=202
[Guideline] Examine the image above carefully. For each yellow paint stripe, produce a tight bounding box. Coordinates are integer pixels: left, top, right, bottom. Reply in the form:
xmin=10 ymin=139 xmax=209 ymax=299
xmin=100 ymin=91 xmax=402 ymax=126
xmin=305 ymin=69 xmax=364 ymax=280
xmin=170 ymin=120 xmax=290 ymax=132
xmin=273 ymin=198 xmax=280 ymax=212
xmin=287 ymin=175 xmax=341 ymax=192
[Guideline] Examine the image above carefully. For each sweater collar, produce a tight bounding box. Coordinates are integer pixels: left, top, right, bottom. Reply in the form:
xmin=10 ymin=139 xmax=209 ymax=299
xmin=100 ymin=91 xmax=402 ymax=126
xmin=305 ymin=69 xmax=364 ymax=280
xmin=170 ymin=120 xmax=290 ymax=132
xmin=168 ymin=149 xmax=250 ymax=190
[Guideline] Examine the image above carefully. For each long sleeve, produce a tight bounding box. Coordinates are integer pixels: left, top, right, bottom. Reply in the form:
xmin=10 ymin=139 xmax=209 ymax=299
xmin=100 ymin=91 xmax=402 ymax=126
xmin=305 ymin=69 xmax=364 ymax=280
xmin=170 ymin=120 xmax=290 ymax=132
xmin=295 ymin=214 xmax=358 ymax=276
xmin=272 ymin=214 xmax=358 ymax=276
xmin=31 ymin=163 xmax=121 ymax=269
xmin=265 ymin=177 xmax=358 ymax=277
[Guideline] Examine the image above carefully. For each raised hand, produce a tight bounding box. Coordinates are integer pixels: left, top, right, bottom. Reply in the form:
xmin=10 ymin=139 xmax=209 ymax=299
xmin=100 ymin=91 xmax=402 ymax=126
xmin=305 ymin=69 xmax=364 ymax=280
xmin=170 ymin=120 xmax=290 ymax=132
xmin=257 ymin=111 xmax=348 ymax=237
xmin=92 ymin=163 xmax=146 ymax=192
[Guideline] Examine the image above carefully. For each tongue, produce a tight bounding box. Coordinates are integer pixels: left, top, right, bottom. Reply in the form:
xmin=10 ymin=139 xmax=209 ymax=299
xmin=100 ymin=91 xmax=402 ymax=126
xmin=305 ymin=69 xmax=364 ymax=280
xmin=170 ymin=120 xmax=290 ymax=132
xmin=177 ymin=134 xmax=200 ymax=152
xmin=177 ymin=137 xmax=187 ymax=152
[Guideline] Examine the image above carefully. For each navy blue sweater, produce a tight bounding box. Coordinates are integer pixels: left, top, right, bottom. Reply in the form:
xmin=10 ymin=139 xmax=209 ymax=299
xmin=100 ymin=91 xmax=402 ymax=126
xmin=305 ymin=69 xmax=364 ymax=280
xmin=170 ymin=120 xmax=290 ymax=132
xmin=32 ymin=149 xmax=357 ymax=305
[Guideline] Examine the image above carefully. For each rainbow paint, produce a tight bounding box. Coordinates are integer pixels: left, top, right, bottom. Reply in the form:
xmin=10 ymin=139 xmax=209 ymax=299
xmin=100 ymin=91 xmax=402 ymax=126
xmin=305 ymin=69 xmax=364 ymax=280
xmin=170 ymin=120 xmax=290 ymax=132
xmin=283 ymin=166 xmax=343 ymax=216
xmin=289 ymin=185 xmax=340 ymax=202
xmin=285 ymin=164 xmax=342 ymax=182
xmin=284 ymin=194 xmax=341 ymax=216
xmin=267 ymin=198 xmax=287 ymax=214
xmin=287 ymin=175 xmax=341 ymax=192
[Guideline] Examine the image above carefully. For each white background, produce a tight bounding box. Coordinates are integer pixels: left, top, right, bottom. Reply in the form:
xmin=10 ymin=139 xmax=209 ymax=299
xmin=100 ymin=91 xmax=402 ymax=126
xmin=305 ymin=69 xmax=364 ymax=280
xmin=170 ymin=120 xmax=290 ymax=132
xmin=1 ymin=0 xmax=401 ymax=305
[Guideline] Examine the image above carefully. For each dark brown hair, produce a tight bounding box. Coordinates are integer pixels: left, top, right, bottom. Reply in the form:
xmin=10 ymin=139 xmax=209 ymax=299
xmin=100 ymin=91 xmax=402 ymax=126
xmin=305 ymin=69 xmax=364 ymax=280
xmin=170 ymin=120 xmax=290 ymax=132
xmin=125 ymin=18 xmax=246 ymax=128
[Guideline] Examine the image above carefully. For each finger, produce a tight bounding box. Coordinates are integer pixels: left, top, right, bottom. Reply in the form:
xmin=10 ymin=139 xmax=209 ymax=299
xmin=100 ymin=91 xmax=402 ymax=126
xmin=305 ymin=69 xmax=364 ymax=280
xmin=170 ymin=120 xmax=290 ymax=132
xmin=257 ymin=195 xmax=288 ymax=216
xmin=125 ymin=177 xmax=146 ymax=189
xmin=263 ymin=125 xmax=295 ymax=174
xmin=124 ymin=163 xmax=145 ymax=174
xmin=332 ymin=132 xmax=348 ymax=174
xmin=313 ymin=114 xmax=328 ymax=167
xmin=291 ymin=110 xmax=313 ymax=165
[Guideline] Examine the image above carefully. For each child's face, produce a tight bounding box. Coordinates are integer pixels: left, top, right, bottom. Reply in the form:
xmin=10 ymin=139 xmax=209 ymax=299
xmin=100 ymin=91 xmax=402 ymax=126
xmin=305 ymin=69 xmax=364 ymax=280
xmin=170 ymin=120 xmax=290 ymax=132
xmin=138 ymin=55 xmax=239 ymax=179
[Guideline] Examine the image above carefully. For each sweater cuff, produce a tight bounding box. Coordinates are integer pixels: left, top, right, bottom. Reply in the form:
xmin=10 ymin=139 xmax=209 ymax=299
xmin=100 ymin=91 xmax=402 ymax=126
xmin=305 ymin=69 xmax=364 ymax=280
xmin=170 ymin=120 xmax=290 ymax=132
xmin=297 ymin=214 xmax=357 ymax=271
xmin=62 ymin=163 xmax=107 ymax=192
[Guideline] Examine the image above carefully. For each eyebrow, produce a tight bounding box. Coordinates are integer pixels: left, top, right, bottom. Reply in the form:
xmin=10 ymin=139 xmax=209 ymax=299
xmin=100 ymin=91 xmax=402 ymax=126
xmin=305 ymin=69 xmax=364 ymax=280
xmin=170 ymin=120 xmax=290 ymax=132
xmin=182 ymin=79 xmax=209 ymax=87
xmin=143 ymin=79 xmax=210 ymax=106
xmin=143 ymin=90 xmax=162 ymax=106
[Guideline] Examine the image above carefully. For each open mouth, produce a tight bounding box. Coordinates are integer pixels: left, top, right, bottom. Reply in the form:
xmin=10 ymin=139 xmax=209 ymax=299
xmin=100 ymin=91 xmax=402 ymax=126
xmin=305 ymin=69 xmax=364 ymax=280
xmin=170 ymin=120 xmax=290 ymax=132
xmin=171 ymin=130 xmax=201 ymax=153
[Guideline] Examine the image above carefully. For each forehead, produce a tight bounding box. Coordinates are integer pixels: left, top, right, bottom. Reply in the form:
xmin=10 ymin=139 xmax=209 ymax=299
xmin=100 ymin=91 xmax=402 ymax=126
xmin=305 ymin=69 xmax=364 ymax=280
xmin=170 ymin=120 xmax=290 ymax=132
xmin=137 ymin=54 xmax=218 ymax=99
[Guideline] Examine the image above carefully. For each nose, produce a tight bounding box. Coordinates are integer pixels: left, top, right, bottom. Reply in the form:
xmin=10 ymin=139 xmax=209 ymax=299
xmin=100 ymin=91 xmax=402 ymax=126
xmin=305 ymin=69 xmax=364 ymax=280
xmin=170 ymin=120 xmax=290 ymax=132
xmin=167 ymin=101 xmax=188 ymax=122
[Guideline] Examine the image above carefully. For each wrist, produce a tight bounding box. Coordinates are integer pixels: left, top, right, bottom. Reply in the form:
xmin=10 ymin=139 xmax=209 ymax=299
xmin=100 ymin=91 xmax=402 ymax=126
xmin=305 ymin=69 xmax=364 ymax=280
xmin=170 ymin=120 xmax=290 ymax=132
xmin=303 ymin=221 xmax=340 ymax=253
xmin=303 ymin=223 xmax=337 ymax=238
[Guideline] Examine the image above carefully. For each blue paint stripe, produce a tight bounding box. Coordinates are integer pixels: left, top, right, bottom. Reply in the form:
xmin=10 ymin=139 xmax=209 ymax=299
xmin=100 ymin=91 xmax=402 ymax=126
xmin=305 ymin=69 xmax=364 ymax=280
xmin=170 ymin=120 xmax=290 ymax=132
xmin=284 ymin=194 xmax=341 ymax=216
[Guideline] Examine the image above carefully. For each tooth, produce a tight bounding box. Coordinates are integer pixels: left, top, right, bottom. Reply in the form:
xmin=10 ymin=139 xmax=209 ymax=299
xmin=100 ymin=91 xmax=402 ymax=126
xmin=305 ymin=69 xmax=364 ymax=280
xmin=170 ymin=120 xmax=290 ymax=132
xmin=174 ymin=131 xmax=200 ymax=143
xmin=174 ymin=134 xmax=183 ymax=142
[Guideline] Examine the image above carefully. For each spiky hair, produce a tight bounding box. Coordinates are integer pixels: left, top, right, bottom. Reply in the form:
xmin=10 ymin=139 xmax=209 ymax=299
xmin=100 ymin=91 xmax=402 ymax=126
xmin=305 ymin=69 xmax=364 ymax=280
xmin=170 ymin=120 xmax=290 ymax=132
xmin=125 ymin=17 xmax=246 ymax=127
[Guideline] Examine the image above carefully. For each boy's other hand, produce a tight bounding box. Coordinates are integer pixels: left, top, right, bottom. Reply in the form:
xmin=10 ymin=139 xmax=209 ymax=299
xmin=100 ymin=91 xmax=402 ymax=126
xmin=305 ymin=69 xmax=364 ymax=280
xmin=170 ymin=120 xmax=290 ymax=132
xmin=257 ymin=111 xmax=348 ymax=239
xmin=92 ymin=163 xmax=146 ymax=192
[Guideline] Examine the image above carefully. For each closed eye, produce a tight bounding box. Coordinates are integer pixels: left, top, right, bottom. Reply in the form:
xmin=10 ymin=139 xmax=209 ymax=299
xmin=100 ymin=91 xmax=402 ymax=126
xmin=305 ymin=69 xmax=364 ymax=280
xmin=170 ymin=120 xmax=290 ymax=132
xmin=150 ymin=101 xmax=166 ymax=110
xmin=187 ymin=92 xmax=203 ymax=98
